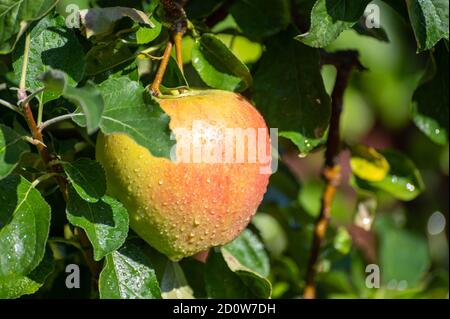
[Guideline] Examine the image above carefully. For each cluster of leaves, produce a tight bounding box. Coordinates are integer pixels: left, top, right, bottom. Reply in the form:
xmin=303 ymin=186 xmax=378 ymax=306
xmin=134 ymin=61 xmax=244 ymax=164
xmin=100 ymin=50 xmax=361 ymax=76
xmin=0 ymin=0 xmax=448 ymax=299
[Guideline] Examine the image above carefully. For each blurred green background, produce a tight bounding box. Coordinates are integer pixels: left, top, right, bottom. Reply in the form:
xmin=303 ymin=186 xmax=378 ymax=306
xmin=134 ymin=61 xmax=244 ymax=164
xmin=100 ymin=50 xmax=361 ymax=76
xmin=253 ymin=1 xmax=449 ymax=298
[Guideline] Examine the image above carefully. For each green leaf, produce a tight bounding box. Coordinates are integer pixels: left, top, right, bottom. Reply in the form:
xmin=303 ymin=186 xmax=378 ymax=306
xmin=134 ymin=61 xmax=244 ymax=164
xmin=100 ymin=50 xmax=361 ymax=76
xmin=406 ymin=0 xmax=449 ymax=51
xmin=62 ymin=158 xmax=106 ymax=203
xmin=160 ymin=261 xmax=194 ymax=299
xmin=12 ymin=15 xmax=86 ymax=103
xmin=0 ymin=0 xmax=58 ymax=54
xmin=252 ymin=213 xmax=288 ymax=257
xmin=377 ymin=217 xmax=430 ymax=287
xmin=253 ymin=28 xmax=331 ymax=142
xmin=295 ymin=0 xmax=367 ymax=47
xmin=191 ymin=33 xmax=252 ymax=92
xmin=66 ymin=187 xmax=129 ymax=261
xmin=412 ymin=42 xmax=449 ymax=145
xmin=230 ymin=0 xmax=291 ymax=38
xmin=161 ymin=56 xmax=189 ymax=90
xmin=135 ymin=16 xmax=161 ymax=44
xmin=219 ymin=230 xmax=272 ymax=298
xmin=350 ymin=144 xmax=390 ymax=182
xmin=205 ymin=248 xmax=271 ymax=298
xmin=0 ymin=124 xmax=29 ymax=180
xmin=85 ymin=41 xmax=135 ymax=76
xmin=0 ymin=246 xmax=54 ymax=298
xmin=279 ymin=131 xmax=323 ymax=157
xmin=325 ymin=0 xmax=372 ymax=21
xmin=39 ymin=69 xmax=104 ymax=134
xmin=222 ymin=229 xmax=270 ymax=278
xmin=186 ymin=0 xmax=224 ymax=19
xmin=74 ymin=77 xmax=174 ymax=158
xmin=353 ymin=149 xmax=425 ymax=201
xmin=79 ymin=7 xmax=154 ymax=40
xmin=221 ymin=249 xmax=272 ymax=298
xmin=0 ymin=175 xmax=51 ymax=277
xmin=333 ymin=227 xmax=352 ymax=255
xmin=99 ymin=241 xmax=162 ymax=299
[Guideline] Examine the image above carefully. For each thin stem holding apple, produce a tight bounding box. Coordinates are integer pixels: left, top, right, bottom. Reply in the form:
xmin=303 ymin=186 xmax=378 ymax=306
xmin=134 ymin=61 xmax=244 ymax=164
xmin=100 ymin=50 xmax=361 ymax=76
xmin=149 ymin=0 xmax=187 ymax=96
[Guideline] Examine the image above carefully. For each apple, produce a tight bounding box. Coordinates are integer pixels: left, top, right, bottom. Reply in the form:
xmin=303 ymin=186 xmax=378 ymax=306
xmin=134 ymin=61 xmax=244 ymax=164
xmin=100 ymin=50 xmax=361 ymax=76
xmin=96 ymin=90 xmax=271 ymax=261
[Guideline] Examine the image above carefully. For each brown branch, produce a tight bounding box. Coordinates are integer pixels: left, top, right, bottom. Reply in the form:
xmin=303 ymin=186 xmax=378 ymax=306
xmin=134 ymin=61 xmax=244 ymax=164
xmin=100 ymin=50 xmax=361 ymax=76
xmin=17 ymin=33 xmax=101 ymax=284
xmin=303 ymin=50 xmax=365 ymax=299
xmin=19 ymin=88 xmax=102 ymax=285
xmin=19 ymin=89 xmax=67 ymax=196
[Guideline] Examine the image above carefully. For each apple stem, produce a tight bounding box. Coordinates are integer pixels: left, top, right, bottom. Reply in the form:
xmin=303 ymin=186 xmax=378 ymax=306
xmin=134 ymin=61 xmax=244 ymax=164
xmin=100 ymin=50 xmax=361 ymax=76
xmin=150 ymin=40 xmax=174 ymax=96
xmin=303 ymin=51 xmax=366 ymax=299
xmin=174 ymin=31 xmax=184 ymax=73
xmin=150 ymin=0 xmax=187 ymax=96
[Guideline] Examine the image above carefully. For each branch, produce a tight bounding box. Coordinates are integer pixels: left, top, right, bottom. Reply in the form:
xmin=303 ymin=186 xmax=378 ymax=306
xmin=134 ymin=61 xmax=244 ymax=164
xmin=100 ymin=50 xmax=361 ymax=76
xmin=303 ymin=50 xmax=365 ymax=299
xmin=149 ymin=40 xmax=174 ymax=96
xmin=0 ymin=98 xmax=20 ymax=113
xmin=17 ymin=32 xmax=102 ymax=285
xmin=38 ymin=113 xmax=83 ymax=132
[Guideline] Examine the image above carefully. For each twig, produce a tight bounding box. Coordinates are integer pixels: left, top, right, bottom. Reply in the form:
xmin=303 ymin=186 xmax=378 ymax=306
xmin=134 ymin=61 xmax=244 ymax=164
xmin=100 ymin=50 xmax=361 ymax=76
xmin=19 ymin=32 xmax=31 ymax=91
xmin=149 ymin=40 xmax=174 ymax=96
xmin=38 ymin=113 xmax=83 ymax=132
xmin=303 ymin=50 xmax=365 ymax=299
xmin=0 ymin=98 xmax=20 ymax=113
xmin=17 ymin=31 xmax=102 ymax=285
xmin=18 ymin=87 xmax=45 ymax=107
xmin=174 ymin=31 xmax=184 ymax=73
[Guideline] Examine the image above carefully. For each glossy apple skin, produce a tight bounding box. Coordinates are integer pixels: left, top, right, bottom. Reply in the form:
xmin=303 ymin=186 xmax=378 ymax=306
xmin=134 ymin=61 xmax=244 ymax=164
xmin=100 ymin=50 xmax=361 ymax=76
xmin=96 ymin=90 xmax=271 ymax=261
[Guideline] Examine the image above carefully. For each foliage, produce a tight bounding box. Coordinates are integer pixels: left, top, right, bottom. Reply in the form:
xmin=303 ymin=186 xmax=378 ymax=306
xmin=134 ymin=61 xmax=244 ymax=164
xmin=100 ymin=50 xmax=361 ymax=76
xmin=0 ymin=0 xmax=448 ymax=299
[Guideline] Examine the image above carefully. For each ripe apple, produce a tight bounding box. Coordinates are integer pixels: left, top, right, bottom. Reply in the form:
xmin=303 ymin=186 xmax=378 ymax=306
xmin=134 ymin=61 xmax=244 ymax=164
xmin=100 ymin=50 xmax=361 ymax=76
xmin=96 ymin=90 xmax=271 ymax=261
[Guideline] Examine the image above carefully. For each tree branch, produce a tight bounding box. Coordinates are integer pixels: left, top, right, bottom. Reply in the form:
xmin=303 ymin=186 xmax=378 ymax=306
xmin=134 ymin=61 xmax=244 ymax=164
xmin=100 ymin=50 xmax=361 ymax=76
xmin=17 ymin=32 xmax=102 ymax=287
xmin=303 ymin=50 xmax=366 ymax=299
